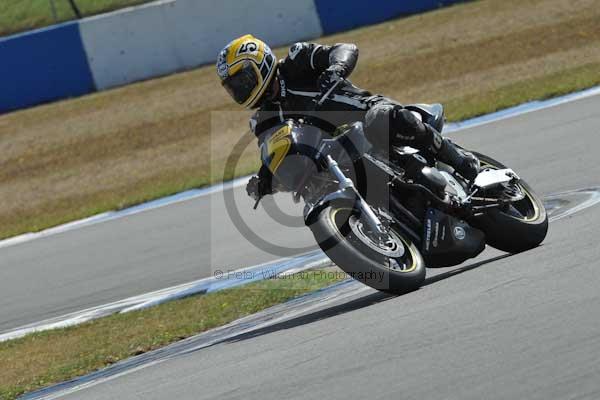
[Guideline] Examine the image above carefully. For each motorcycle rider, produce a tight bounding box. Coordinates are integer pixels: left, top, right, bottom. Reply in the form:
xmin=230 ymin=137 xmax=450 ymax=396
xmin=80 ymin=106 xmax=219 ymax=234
xmin=216 ymin=34 xmax=480 ymax=199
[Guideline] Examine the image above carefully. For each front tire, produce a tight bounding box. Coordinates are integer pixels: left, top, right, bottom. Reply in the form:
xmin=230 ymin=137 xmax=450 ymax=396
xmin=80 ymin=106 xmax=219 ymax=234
xmin=309 ymin=204 xmax=426 ymax=293
xmin=470 ymin=152 xmax=548 ymax=253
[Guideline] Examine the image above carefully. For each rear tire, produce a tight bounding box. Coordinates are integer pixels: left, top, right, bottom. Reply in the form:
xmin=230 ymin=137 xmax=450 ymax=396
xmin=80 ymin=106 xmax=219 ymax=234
xmin=309 ymin=203 xmax=426 ymax=293
xmin=470 ymin=152 xmax=548 ymax=253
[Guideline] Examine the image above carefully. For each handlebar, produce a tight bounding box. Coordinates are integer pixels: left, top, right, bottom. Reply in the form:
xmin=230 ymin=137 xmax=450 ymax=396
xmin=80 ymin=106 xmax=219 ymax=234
xmin=314 ymin=79 xmax=344 ymax=109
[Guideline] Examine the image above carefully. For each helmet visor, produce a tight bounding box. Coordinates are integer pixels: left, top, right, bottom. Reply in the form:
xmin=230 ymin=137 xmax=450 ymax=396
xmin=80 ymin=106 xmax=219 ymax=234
xmin=222 ymin=63 xmax=258 ymax=105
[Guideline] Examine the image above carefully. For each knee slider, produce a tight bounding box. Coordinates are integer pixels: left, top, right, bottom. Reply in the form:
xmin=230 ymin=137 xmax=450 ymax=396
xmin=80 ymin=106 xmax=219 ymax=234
xmin=391 ymin=108 xmax=427 ymax=138
xmin=364 ymin=103 xmax=396 ymax=147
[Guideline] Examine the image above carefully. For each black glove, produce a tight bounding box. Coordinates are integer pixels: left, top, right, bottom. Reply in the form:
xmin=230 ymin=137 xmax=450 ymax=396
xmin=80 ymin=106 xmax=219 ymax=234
xmin=317 ymin=64 xmax=345 ymax=97
xmin=246 ymin=175 xmax=272 ymax=201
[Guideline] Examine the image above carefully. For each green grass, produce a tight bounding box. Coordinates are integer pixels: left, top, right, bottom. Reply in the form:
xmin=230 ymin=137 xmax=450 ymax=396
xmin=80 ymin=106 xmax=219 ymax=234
xmin=0 ymin=268 xmax=345 ymax=400
xmin=444 ymin=63 xmax=600 ymax=122
xmin=0 ymin=0 xmax=153 ymax=37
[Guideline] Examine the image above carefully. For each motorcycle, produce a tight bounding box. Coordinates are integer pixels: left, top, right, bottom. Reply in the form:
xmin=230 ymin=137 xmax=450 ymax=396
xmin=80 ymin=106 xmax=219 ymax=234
xmin=252 ymin=86 xmax=548 ymax=293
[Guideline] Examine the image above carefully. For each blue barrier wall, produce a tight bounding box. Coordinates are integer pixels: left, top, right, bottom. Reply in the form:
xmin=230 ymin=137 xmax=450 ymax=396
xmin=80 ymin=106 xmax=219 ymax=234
xmin=314 ymin=0 xmax=465 ymax=34
xmin=0 ymin=22 xmax=95 ymax=113
xmin=0 ymin=0 xmax=465 ymax=113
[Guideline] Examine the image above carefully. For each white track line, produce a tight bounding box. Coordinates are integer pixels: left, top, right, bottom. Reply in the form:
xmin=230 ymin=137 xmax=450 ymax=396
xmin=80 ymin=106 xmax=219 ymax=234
xmin=21 ymin=280 xmax=369 ymax=400
xmin=4 ymin=186 xmax=600 ymax=343
xmin=2 ymin=87 xmax=600 ymax=342
xmin=12 ymin=187 xmax=600 ymax=399
xmin=0 ymin=250 xmax=330 ymax=342
xmin=1 ymin=85 xmax=599 ymax=250
xmin=0 ymin=175 xmax=249 ymax=249
xmin=545 ymin=188 xmax=600 ymax=222
xmin=444 ymin=85 xmax=600 ymax=133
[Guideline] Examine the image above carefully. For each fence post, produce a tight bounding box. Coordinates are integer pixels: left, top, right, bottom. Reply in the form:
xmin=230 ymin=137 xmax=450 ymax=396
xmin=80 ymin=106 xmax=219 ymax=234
xmin=49 ymin=0 xmax=58 ymax=22
xmin=67 ymin=0 xmax=83 ymax=18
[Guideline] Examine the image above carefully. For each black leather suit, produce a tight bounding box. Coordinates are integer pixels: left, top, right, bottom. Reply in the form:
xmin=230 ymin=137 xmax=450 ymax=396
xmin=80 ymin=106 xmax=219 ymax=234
xmin=248 ymin=42 xmax=477 ymax=196
xmin=251 ymin=42 xmax=436 ymax=150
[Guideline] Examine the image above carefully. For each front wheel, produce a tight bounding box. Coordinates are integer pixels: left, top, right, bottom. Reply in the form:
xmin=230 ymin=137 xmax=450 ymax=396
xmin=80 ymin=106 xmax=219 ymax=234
xmin=470 ymin=152 xmax=549 ymax=253
xmin=308 ymin=203 xmax=426 ymax=293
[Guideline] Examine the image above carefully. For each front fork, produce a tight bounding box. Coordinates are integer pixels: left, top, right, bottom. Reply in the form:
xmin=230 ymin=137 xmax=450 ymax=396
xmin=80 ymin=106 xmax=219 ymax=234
xmin=324 ymin=155 xmax=388 ymax=237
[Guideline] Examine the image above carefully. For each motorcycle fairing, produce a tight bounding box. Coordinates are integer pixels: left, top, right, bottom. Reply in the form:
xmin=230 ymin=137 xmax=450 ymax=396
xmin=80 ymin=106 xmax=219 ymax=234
xmin=422 ymin=208 xmax=485 ymax=268
xmin=259 ymin=121 xmax=324 ymax=191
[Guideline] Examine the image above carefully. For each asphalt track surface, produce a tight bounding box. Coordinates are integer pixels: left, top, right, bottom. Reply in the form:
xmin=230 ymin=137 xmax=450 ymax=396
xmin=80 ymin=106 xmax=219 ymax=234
xmin=0 ymin=171 xmax=316 ymax=332
xmin=1 ymin=91 xmax=598 ymax=334
xmin=19 ymin=93 xmax=596 ymax=400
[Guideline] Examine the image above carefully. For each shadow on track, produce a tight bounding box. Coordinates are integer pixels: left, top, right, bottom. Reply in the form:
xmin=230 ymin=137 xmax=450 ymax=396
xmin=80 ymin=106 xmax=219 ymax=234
xmin=224 ymin=253 xmax=513 ymax=344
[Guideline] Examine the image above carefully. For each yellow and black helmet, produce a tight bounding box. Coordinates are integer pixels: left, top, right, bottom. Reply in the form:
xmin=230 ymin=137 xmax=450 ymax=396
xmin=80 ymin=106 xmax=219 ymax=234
xmin=216 ymin=34 xmax=277 ymax=109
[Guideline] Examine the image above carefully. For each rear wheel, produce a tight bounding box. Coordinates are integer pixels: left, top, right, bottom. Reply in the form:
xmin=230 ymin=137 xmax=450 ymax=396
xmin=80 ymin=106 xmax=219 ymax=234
xmin=470 ymin=152 xmax=548 ymax=253
xmin=309 ymin=203 xmax=426 ymax=293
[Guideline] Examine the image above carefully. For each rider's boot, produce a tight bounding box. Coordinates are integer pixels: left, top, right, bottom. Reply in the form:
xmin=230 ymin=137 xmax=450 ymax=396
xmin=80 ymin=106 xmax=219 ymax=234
xmin=426 ymin=125 xmax=480 ymax=182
